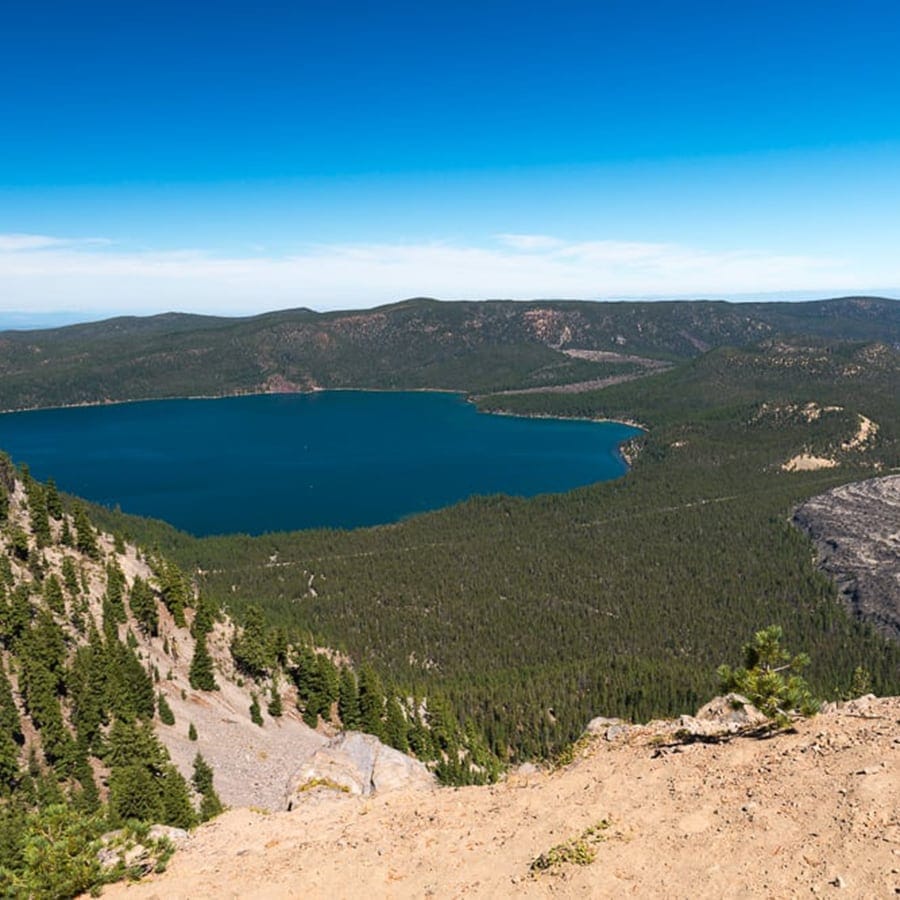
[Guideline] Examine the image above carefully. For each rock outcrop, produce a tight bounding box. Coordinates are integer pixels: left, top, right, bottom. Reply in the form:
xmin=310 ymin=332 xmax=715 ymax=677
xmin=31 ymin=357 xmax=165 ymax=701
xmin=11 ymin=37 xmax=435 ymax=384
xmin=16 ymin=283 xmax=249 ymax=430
xmin=587 ymin=694 xmax=769 ymax=743
xmin=283 ymin=732 xmax=436 ymax=807
xmin=793 ymin=474 xmax=900 ymax=640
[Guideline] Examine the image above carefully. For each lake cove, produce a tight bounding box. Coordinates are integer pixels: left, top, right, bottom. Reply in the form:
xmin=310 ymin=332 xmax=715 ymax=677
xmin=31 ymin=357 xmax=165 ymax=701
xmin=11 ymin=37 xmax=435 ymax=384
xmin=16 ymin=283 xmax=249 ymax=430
xmin=0 ymin=391 xmax=641 ymax=536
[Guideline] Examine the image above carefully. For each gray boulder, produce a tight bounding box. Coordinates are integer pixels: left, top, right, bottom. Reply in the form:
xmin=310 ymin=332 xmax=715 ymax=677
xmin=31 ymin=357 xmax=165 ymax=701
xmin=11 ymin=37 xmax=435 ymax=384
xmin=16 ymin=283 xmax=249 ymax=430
xmin=676 ymin=694 xmax=769 ymax=738
xmin=284 ymin=732 xmax=435 ymax=808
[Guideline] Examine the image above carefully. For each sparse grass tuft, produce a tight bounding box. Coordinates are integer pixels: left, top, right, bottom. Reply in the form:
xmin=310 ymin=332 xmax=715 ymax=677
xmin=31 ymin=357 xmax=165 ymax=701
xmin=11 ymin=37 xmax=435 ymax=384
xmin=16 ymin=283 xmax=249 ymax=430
xmin=296 ymin=777 xmax=351 ymax=794
xmin=530 ymin=819 xmax=611 ymax=873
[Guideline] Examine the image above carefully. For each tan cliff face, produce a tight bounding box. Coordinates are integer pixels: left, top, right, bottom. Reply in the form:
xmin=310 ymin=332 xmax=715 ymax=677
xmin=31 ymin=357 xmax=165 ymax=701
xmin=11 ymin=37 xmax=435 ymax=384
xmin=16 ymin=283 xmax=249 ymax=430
xmin=99 ymin=695 xmax=900 ymax=899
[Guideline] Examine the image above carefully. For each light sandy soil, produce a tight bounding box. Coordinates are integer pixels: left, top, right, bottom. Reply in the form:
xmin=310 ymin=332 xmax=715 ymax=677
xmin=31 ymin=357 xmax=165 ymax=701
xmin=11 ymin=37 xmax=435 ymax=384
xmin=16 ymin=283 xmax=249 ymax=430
xmin=781 ymin=413 xmax=879 ymax=472
xmin=842 ymin=415 xmax=879 ymax=452
xmin=101 ymin=696 xmax=900 ymax=899
xmin=782 ymin=454 xmax=839 ymax=472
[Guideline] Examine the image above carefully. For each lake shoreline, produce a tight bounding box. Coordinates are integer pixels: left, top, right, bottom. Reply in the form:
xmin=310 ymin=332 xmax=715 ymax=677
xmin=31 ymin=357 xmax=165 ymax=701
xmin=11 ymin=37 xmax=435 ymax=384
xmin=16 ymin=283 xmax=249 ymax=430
xmin=0 ymin=385 xmax=649 ymax=432
xmin=0 ymin=390 xmax=641 ymax=536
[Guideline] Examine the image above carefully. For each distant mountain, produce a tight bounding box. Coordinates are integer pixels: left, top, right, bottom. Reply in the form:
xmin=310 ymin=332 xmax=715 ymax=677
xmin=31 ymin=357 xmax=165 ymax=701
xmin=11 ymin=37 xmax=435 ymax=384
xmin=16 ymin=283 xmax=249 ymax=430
xmin=0 ymin=296 xmax=898 ymax=411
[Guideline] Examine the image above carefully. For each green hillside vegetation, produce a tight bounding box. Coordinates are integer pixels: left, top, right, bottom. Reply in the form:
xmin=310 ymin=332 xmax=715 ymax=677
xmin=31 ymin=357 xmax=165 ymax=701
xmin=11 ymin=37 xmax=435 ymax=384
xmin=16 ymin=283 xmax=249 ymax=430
xmin=85 ymin=332 xmax=900 ymax=762
xmin=0 ymin=458 xmax=239 ymax=893
xmin=0 ymin=455 xmax=503 ymax=895
xmin=1 ymin=296 xmax=898 ymax=410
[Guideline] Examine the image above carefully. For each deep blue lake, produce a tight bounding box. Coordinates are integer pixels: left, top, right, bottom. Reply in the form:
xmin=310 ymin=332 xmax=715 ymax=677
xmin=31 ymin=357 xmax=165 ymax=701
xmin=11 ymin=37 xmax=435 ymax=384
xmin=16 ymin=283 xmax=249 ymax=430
xmin=0 ymin=392 xmax=640 ymax=536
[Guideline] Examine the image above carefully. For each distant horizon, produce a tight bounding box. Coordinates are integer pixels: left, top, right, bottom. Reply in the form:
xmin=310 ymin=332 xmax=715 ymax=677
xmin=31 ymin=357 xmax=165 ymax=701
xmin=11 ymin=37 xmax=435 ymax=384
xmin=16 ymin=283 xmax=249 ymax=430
xmin=2 ymin=291 xmax=899 ymax=333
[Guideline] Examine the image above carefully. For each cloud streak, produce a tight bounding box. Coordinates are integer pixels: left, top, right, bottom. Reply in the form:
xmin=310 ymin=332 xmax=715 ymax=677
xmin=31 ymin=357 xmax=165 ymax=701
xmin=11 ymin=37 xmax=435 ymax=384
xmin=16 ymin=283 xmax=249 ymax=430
xmin=0 ymin=232 xmax=892 ymax=316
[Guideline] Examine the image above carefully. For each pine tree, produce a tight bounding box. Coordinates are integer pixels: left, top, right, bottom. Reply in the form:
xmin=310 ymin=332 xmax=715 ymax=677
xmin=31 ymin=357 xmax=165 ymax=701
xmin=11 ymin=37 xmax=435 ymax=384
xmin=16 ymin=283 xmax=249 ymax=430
xmin=60 ymin=517 xmax=74 ymax=548
xmin=718 ymin=625 xmax=820 ymax=726
xmin=106 ymin=719 xmax=197 ymax=827
xmin=192 ymin=753 xmax=224 ymax=821
xmin=230 ymin=604 xmax=272 ymax=678
xmin=42 ymin=575 xmax=65 ymax=616
xmin=0 ymin=660 xmax=22 ymax=745
xmin=25 ymin=483 xmax=51 ymax=549
xmin=0 ymin=555 xmax=13 ymax=588
xmin=153 ymin=557 xmax=190 ymax=627
xmin=338 ymin=667 xmax=361 ymax=730
xmin=191 ymin=595 xmax=216 ymax=637
xmin=0 ymin=663 xmax=20 ymax=790
xmin=159 ymin=764 xmax=197 ymax=829
xmin=108 ymin=763 xmax=160 ymax=823
xmin=249 ymin=693 xmax=263 ymax=727
xmin=72 ymin=504 xmax=99 ymax=560
xmin=357 ymin=664 xmax=386 ymax=740
xmin=267 ymin=681 xmax=283 ymax=717
xmin=45 ymin=479 xmax=63 ymax=520
xmin=68 ymin=635 xmax=108 ymax=753
xmin=407 ymin=701 xmax=430 ymax=758
xmin=189 ymin=633 xmax=218 ymax=691
xmin=61 ymin=556 xmax=79 ymax=597
xmin=105 ymin=562 xmax=127 ymax=621
xmin=106 ymin=640 xmax=155 ymax=722
xmin=157 ymin=692 xmax=175 ymax=726
xmin=128 ymin=576 xmax=159 ymax=637
xmin=8 ymin=526 xmax=29 ymax=562
xmin=188 ymin=722 xmax=197 ymax=741
xmin=385 ymin=696 xmax=409 ymax=753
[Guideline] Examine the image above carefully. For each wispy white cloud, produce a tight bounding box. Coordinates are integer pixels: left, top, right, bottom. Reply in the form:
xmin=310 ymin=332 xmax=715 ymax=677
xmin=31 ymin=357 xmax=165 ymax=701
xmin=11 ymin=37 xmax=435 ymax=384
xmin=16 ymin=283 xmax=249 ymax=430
xmin=0 ymin=232 xmax=893 ymax=316
xmin=0 ymin=234 xmax=69 ymax=252
xmin=494 ymin=233 xmax=567 ymax=252
xmin=0 ymin=233 xmax=111 ymax=253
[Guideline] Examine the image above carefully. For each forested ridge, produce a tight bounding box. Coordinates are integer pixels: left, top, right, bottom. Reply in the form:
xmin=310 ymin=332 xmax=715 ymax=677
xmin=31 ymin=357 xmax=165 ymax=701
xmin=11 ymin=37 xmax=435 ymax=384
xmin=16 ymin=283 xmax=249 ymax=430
xmin=83 ymin=324 xmax=900 ymax=763
xmin=1 ymin=295 xmax=899 ymax=410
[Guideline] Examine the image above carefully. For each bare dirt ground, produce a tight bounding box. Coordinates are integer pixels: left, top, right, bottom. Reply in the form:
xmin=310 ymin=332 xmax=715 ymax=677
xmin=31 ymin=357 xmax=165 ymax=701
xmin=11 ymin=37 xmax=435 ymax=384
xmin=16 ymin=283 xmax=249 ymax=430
xmin=102 ymin=696 xmax=900 ymax=899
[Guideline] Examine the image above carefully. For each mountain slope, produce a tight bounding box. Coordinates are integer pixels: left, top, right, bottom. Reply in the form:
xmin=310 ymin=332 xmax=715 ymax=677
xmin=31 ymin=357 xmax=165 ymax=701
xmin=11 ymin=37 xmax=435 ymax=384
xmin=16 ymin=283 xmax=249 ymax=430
xmin=1 ymin=296 xmax=899 ymax=411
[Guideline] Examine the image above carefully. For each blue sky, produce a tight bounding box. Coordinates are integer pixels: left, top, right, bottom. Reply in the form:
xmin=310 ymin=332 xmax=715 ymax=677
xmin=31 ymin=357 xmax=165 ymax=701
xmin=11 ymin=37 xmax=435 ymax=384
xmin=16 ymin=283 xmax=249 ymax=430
xmin=2 ymin=0 xmax=899 ymax=319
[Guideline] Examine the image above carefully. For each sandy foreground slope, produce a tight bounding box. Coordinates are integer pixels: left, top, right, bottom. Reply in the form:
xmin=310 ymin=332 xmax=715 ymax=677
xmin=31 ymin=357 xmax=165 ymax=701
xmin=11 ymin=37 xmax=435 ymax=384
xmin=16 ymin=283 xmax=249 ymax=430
xmin=101 ymin=696 xmax=899 ymax=899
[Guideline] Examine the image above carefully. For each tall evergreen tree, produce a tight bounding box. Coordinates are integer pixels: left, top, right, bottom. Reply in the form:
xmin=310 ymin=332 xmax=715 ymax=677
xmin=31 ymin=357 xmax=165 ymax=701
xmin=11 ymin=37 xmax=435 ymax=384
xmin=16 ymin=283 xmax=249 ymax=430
xmin=188 ymin=633 xmax=217 ymax=692
xmin=8 ymin=526 xmax=29 ymax=562
xmin=72 ymin=504 xmax=99 ymax=560
xmin=157 ymin=692 xmax=175 ymax=726
xmin=338 ymin=667 xmax=361 ymax=730
xmin=153 ymin=558 xmax=190 ymax=627
xmin=230 ymin=604 xmax=272 ymax=678
xmin=24 ymin=482 xmax=51 ymax=549
xmin=60 ymin=557 xmax=79 ymax=598
xmin=44 ymin=478 xmax=63 ymax=520
xmin=42 ymin=575 xmax=65 ymax=616
xmin=357 ymin=664 xmax=386 ymax=740
xmin=191 ymin=594 xmax=216 ymax=638
xmin=385 ymin=696 xmax=409 ymax=753
xmin=128 ymin=576 xmax=159 ymax=637
xmin=192 ymin=753 xmax=224 ymax=821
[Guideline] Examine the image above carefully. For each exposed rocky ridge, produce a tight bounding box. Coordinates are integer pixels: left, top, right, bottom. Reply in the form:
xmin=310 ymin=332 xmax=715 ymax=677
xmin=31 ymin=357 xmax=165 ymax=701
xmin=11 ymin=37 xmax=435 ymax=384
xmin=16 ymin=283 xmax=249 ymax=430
xmin=99 ymin=695 xmax=900 ymax=899
xmin=0 ymin=468 xmax=434 ymax=814
xmin=794 ymin=474 xmax=900 ymax=641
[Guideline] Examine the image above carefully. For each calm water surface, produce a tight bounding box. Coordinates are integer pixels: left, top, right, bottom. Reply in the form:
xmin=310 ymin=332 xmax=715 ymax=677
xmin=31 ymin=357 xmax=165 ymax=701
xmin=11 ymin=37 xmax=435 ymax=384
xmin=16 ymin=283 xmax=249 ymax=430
xmin=0 ymin=392 xmax=640 ymax=535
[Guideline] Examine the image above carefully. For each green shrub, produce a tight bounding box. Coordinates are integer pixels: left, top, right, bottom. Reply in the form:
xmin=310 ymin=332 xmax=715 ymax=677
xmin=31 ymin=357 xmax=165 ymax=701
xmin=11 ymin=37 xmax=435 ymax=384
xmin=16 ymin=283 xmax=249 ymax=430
xmin=717 ymin=625 xmax=820 ymax=727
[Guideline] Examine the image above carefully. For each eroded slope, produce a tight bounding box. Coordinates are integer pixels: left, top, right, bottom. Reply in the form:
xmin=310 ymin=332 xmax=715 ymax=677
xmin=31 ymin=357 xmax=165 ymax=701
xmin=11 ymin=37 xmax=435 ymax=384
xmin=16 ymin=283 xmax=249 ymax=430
xmin=794 ymin=475 xmax=900 ymax=640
